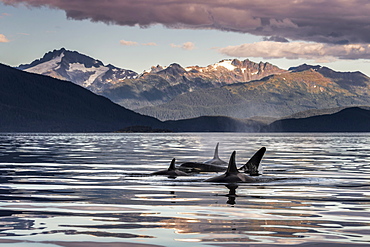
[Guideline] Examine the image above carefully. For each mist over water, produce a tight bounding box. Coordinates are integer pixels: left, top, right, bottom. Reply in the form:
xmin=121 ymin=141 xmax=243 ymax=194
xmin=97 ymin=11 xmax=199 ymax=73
xmin=0 ymin=133 xmax=370 ymax=246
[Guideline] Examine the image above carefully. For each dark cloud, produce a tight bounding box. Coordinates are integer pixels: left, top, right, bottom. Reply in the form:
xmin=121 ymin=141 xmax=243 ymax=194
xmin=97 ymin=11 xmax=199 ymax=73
xmin=2 ymin=0 xmax=370 ymax=44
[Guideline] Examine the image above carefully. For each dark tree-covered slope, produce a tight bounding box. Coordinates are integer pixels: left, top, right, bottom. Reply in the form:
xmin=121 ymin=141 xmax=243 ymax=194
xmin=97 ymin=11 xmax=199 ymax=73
xmin=0 ymin=64 xmax=163 ymax=132
xmin=264 ymin=107 xmax=370 ymax=132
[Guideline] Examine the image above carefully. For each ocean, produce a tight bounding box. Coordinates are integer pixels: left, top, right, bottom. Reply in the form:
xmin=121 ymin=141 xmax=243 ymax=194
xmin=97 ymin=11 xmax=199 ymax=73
xmin=0 ymin=133 xmax=369 ymax=246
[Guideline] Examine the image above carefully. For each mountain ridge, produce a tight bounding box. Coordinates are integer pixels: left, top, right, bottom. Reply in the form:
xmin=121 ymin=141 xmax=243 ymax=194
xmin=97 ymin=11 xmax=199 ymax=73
xmin=136 ymin=67 xmax=370 ymax=120
xmin=15 ymin=48 xmax=370 ymax=123
xmin=2 ymin=62 xmax=370 ymax=132
xmin=1 ymin=63 xmax=163 ymax=132
xmin=264 ymin=107 xmax=370 ymax=132
xmin=17 ymin=48 xmax=287 ymax=110
xmin=17 ymin=48 xmax=138 ymax=93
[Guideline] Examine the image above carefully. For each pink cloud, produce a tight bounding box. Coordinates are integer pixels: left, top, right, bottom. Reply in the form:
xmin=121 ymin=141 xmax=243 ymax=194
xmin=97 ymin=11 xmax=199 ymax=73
xmin=142 ymin=42 xmax=157 ymax=46
xmin=0 ymin=13 xmax=11 ymax=18
xmin=120 ymin=40 xmax=158 ymax=46
xmin=0 ymin=34 xmax=9 ymax=42
xmin=119 ymin=40 xmax=138 ymax=46
xmin=219 ymin=41 xmax=370 ymax=61
xmin=171 ymin=42 xmax=196 ymax=50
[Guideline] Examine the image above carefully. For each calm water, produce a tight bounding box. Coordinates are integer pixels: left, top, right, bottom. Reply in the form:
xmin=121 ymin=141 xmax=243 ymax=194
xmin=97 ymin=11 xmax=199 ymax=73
xmin=0 ymin=133 xmax=370 ymax=247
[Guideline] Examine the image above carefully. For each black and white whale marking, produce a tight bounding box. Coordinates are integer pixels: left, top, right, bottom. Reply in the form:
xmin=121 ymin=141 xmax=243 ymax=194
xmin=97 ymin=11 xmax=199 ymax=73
xmin=151 ymin=158 xmax=189 ymax=178
xmin=204 ymin=151 xmax=257 ymax=183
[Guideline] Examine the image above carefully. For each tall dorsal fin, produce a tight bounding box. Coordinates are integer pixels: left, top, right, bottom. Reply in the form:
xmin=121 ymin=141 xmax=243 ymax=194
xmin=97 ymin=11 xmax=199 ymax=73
xmin=168 ymin=158 xmax=176 ymax=171
xmin=213 ymin=142 xmax=220 ymax=159
xmin=226 ymin=151 xmax=239 ymax=174
xmin=244 ymin=147 xmax=266 ymax=176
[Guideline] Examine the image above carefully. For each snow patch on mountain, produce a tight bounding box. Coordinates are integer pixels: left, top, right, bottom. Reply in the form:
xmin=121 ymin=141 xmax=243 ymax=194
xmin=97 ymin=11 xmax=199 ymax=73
xmin=68 ymin=62 xmax=109 ymax=87
xmin=143 ymin=65 xmax=168 ymax=74
xmin=25 ymin=53 xmax=64 ymax=74
xmin=213 ymin=60 xmax=237 ymax=71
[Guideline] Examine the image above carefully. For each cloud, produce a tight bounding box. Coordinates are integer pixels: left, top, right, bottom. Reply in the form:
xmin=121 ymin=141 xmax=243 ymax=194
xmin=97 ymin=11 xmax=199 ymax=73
xmin=0 ymin=34 xmax=9 ymax=42
xmin=3 ymin=0 xmax=370 ymax=44
xmin=120 ymin=40 xmax=157 ymax=46
xmin=0 ymin=13 xmax=11 ymax=18
xmin=218 ymin=41 xmax=370 ymax=61
xmin=182 ymin=42 xmax=196 ymax=50
xmin=119 ymin=40 xmax=138 ymax=46
xmin=142 ymin=42 xmax=157 ymax=46
xmin=171 ymin=42 xmax=196 ymax=50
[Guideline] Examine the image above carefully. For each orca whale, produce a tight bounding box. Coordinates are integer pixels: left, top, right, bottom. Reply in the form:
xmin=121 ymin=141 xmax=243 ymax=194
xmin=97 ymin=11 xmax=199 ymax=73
xmin=204 ymin=151 xmax=257 ymax=183
xmin=151 ymin=158 xmax=189 ymax=178
xmin=204 ymin=143 xmax=228 ymax=166
xmin=239 ymin=147 xmax=266 ymax=176
xmin=180 ymin=144 xmax=266 ymax=175
xmin=179 ymin=143 xmax=227 ymax=172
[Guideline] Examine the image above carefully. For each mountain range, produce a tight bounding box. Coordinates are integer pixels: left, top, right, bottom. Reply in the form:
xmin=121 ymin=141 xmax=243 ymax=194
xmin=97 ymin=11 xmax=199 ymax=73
xmin=0 ymin=62 xmax=265 ymax=132
xmin=4 ymin=47 xmax=370 ymax=132
xmin=137 ymin=64 xmax=370 ymax=120
xmin=18 ymin=48 xmax=285 ymax=110
xmin=17 ymin=48 xmax=370 ymax=122
xmin=2 ymin=61 xmax=370 ymax=132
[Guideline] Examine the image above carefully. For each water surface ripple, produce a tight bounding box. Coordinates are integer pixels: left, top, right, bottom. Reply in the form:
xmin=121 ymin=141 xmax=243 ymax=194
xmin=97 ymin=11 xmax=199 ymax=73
xmin=0 ymin=133 xmax=369 ymax=247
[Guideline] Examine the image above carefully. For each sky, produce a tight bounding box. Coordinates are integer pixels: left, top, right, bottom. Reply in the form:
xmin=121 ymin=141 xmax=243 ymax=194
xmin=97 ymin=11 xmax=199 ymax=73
xmin=1 ymin=0 xmax=370 ymax=75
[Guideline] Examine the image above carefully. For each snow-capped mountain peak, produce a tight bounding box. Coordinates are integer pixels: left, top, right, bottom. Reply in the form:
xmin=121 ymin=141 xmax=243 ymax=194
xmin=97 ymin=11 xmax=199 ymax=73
xmin=24 ymin=52 xmax=65 ymax=75
xmin=212 ymin=59 xmax=237 ymax=71
xmin=17 ymin=48 xmax=138 ymax=92
xmin=17 ymin=48 xmax=66 ymax=71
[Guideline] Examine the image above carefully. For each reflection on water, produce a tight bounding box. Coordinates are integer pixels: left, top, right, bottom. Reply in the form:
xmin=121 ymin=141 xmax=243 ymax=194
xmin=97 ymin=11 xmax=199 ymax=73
xmin=0 ymin=133 xmax=370 ymax=246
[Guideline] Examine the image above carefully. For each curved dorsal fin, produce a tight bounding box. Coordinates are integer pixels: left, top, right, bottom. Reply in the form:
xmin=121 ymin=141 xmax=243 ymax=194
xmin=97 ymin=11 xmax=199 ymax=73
xmin=168 ymin=158 xmax=176 ymax=171
xmin=226 ymin=151 xmax=238 ymax=174
xmin=213 ymin=142 xmax=220 ymax=159
xmin=244 ymin=147 xmax=266 ymax=176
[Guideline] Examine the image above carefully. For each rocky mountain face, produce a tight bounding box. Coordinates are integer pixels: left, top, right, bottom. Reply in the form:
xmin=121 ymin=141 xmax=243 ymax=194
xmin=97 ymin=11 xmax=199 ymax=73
xmin=145 ymin=59 xmax=286 ymax=85
xmin=289 ymin=64 xmax=370 ymax=94
xmin=136 ymin=66 xmax=370 ymax=120
xmin=103 ymin=59 xmax=287 ymax=109
xmin=17 ymin=48 xmax=138 ymax=93
xmin=17 ymin=49 xmax=286 ymax=109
